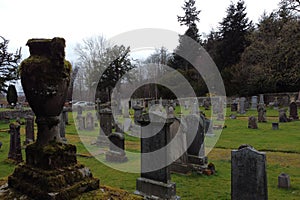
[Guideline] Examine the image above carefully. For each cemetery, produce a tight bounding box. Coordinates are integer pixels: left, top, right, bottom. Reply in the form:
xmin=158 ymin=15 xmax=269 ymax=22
xmin=0 ymin=0 xmax=300 ymax=199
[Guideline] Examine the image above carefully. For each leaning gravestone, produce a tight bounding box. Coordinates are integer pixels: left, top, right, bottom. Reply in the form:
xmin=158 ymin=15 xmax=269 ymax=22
xmin=135 ymin=112 xmax=179 ymax=199
xmin=8 ymin=123 xmax=23 ymax=163
xmin=8 ymin=38 xmax=99 ymax=199
xmin=96 ymin=108 xmax=112 ymax=145
xmin=231 ymin=145 xmax=268 ymax=200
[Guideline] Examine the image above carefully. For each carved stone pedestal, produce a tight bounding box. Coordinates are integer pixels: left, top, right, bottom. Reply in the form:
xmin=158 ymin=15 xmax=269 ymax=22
xmin=8 ymin=142 xmax=99 ymax=200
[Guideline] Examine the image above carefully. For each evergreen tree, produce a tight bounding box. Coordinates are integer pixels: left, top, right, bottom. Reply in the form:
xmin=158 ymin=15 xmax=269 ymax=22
xmin=0 ymin=36 xmax=21 ymax=93
xmin=6 ymin=84 xmax=18 ymax=107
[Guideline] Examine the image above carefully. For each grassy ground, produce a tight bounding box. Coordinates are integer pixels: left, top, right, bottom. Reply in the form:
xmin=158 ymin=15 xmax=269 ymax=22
xmin=0 ymin=107 xmax=299 ymax=199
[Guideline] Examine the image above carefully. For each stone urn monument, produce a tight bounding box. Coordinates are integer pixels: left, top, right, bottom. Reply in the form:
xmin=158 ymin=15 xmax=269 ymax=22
xmin=8 ymin=38 xmax=99 ymax=199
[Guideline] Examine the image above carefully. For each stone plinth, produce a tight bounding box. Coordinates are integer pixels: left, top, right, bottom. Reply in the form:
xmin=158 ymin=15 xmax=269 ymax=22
xmin=8 ymin=142 xmax=99 ymax=199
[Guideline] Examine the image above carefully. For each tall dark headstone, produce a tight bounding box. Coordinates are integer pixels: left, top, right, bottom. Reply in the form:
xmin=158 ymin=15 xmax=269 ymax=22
xmin=96 ymin=108 xmax=112 ymax=145
xmin=25 ymin=115 xmax=35 ymax=144
xmin=248 ymin=116 xmax=258 ymax=129
xmin=8 ymin=123 xmax=23 ymax=163
xmin=135 ymin=113 xmax=179 ymax=199
xmin=279 ymin=108 xmax=289 ymax=122
xmin=289 ymin=102 xmax=298 ymax=120
xmin=231 ymin=145 xmax=268 ymax=200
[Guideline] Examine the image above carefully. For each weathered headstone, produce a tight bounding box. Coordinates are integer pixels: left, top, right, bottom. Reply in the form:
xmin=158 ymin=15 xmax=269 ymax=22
xmin=239 ymin=97 xmax=246 ymax=114
xmin=278 ymin=173 xmax=291 ymax=189
xmin=257 ymin=104 xmax=267 ymax=122
xmin=135 ymin=113 xmax=179 ymax=199
xmin=231 ymin=145 xmax=268 ymax=200
xmin=105 ymin=132 xmax=127 ymax=162
xmin=96 ymin=108 xmax=112 ymax=145
xmin=231 ymin=102 xmax=238 ymax=112
xmin=85 ymin=112 xmax=94 ymax=130
xmin=259 ymin=94 xmax=264 ymax=105
xmin=77 ymin=115 xmax=85 ymax=130
xmin=289 ymin=102 xmax=298 ymax=120
xmin=248 ymin=116 xmax=258 ymax=129
xmin=25 ymin=115 xmax=34 ymax=144
xmin=279 ymin=108 xmax=289 ymax=122
xmin=8 ymin=123 xmax=23 ymax=163
xmin=251 ymin=96 xmax=257 ymax=110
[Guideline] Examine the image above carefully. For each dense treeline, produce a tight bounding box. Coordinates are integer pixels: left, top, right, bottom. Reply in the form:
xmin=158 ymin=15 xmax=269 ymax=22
xmin=167 ymin=0 xmax=300 ymax=97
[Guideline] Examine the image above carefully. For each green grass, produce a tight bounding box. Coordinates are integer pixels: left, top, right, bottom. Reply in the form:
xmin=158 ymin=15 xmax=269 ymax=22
xmin=0 ymin=108 xmax=299 ymax=199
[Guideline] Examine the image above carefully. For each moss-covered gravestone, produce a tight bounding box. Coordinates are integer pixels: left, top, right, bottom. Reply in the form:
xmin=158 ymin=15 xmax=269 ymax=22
xmin=8 ymin=38 xmax=99 ymax=199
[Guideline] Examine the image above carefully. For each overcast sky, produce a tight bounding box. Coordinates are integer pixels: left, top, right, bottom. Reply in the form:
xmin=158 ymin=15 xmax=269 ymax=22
xmin=1 ymin=0 xmax=280 ymax=61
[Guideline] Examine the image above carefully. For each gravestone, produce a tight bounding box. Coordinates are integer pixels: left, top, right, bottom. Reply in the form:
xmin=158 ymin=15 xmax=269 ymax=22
xmin=259 ymin=94 xmax=264 ymax=105
xmin=203 ymin=99 xmax=210 ymax=110
xmin=59 ymin=111 xmax=67 ymax=142
xmin=62 ymin=106 xmax=69 ymax=125
xmin=231 ymin=145 xmax=268 ymax=200
xmin=273 ymin=97 xmax=279 ymax=110
xmin=96 ymin=108 xmax=112 ymax=145
xmin=135 ymin=113 xmax=179 ymax=199
xmin=77 ymin=105 xmax=83 ymax=116
xmin=77 ymin=115 xmax=85 ymax=130
xmin=248 ymin=116 xmax=258 ymax=129
xmin=251 ymin=96 xmax=258 ymax=110
xmin=231 ymin=102 xmax=238 ymax=112
xmin=278 ymin=173 xmax=290 ymax=189
xmin=272 ymin=122 xmax=279 ymax=130
xmin=105 ymin=132 xmax=127 ymax=162
xmin=25 ymin=115 xmax=34 ymax=144
xmin=123 ymin=118 xmax=132 ymax=132
xmin=279 ymin=108 xmax=289 ymax=122
xmin=289 ymin=102 xmax=299 ymax=120
xmin=239 ymin=97 xmax=246 ymax=114
xmin=257 ymin=104 xmax=267 ymax=122
xmin=8 ymin=123 xmax=23 ymax=163
xmin=85 ymin=112 xmax=94 ymax=130
xmin=168 ymin=106 xmax=175 ymax=118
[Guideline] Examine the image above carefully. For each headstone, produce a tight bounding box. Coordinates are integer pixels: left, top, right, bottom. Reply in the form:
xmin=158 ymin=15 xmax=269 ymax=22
xmin=105 ymin=132 xmax=127 ymax=162
xmin=296 ymin=91 xmax=300 ymax=106
xmin=77 ymin=105 xmax=83 ymax=116
xmin=184 ymin=100 xmax=189 ymax=110
xmin=135 ymin=113 xmax=179 ymax=199
xmin=77 ymin=115 xmax=85 ymax=130
xmin=272 ymin=122 xmax=279 ymax=130
xmin=96 ymin=108 xmax=112 ymax=145
xmin=231 ymin=145 xmax=268 ymax=200
xmin=239 ymin=97 xmax=246 ymax=114
xmin=273 ymin=97 xmax=279 ymax=110
xmin=259 ymin=94 xmax=264 ymax=105
xmin=204 ymin=99 xmax=210 ymax=110
xmin=168 ymin=106 xmax=175 ymax=118
xmin=279 ymin=108 xmax=289 ymax=122
xmin=85 ymin=112 xmax=94 ymax=130
xmin=278 ymin=173 xmax=291 ymax=189
xmin=25 ymin=115 xmax=35 ymax=144
xmin=257 ymin=104 xmax=267 ymax=122
xmin=289 ymin=102 xmax=298 ymax=120
xmin=248 ymin=116 xmax=258 ymax=129
xmin=8 ymin=123 xmax=23 ymax=163
xmin=59 ymin=112 xmax=67 ymax=142
xmin=231 ymin=102 xmax=238 ymax=112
